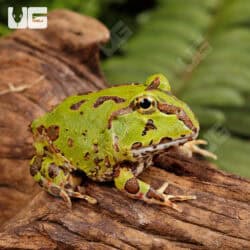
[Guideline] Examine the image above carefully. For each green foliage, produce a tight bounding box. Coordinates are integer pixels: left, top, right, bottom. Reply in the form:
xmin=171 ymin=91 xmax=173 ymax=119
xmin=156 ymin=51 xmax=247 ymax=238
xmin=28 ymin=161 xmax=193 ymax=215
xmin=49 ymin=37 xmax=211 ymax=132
xmin=102 ymin=0 xmax=250 ymax=177
xmin=49 ymin=0 xmax=103 ymax=17
xmin=0 ymin=23 xmax=10 ymax=36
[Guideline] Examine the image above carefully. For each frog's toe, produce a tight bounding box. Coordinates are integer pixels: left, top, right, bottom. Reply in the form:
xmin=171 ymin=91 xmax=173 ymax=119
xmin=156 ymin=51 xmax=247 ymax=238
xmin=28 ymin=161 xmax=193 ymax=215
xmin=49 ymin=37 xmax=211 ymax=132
xmin=162 ymin=199 xmax=182 ymax=212
xmin=59 ymin=189 xmax=72 ymax=208
xmin=167 ymin=194 xmax=197 ymax=201
xmin=66 ymin=189 xmax=97 ymax=205
xmin=179 ymin=139 xmax=217 ymax=160
xmin=161 ymin=193 xmax=196 ymax=212
xmin=156 ymin=182 xmax=169 ymax=194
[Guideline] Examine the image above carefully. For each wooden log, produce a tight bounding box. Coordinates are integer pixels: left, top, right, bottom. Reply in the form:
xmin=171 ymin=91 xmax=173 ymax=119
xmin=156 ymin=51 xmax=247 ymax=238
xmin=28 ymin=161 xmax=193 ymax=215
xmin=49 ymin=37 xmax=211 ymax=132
xmin=0 ymin=9 xmax=249 ymax=250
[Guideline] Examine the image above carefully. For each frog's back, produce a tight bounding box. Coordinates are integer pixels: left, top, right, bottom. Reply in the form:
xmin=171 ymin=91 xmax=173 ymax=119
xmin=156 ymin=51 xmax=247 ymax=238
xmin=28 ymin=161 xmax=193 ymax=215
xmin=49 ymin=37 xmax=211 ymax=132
xmin=31 ymin=84 xmax=143 ymax=180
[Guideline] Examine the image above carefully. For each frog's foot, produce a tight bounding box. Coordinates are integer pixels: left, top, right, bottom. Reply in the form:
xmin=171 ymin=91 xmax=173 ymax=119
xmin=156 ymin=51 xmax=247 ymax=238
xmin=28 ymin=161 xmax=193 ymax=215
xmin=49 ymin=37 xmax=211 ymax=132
xmin=66 ymin=188 xmax=97 ymax=205
xmin=30 ymin=155 xmax=97 ymax=208
xmin=178 ymin=139 xmax=217 ymax=160
xmin=114 ymin=168 xmax=196 ymax=212
xmin=37 ymin=176 xmax=73 ymax=208
xmin=38 ymin=176 xmax=97 ymax=208
xmin=155 ymin=182 xmax=196 ymax=212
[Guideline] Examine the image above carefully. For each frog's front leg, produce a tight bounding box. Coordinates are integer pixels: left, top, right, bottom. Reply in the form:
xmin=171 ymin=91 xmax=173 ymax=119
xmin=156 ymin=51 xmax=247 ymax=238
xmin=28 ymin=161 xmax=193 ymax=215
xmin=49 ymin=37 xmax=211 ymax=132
xmin=30 ymin=155 xmax=97 ymax=207
xmin=114 ymin=167 xmax=196 ymax=212
xmin=178 ymin=139 xmax=217 ymax=160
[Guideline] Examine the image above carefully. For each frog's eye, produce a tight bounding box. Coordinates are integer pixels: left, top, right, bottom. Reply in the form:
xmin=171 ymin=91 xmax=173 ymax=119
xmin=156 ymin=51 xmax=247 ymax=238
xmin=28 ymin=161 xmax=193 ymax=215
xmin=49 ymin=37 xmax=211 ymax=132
xmin=139 ymin=98 xmax=152 ymax=109
xmin=134 ymin=96 xmax=156 ymax=114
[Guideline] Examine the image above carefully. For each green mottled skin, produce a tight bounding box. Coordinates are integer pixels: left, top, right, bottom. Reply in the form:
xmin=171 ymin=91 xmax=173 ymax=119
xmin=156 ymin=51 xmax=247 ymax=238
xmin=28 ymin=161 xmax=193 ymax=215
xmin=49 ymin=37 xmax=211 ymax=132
xmin=30 ymin=74 xmax=199 ymax=209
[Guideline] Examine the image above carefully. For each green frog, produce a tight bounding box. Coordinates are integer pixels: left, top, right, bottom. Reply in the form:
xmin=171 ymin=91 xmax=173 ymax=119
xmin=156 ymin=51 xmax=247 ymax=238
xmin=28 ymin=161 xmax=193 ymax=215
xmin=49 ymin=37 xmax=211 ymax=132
xmin=30 ymin=74 xmax=215 ymax=212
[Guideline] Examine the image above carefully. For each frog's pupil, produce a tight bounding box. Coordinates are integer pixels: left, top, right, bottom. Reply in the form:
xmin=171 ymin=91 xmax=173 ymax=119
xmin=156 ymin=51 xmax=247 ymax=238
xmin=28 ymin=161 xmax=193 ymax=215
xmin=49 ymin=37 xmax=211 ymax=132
xmin=140 ymin=98 xmax=151 ymax=109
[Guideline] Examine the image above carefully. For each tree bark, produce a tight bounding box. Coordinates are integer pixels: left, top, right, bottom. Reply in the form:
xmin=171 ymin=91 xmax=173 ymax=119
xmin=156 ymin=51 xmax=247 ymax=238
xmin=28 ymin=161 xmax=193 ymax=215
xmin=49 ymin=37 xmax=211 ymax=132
xmin=0 ymin=9 xmax=249 ymax=250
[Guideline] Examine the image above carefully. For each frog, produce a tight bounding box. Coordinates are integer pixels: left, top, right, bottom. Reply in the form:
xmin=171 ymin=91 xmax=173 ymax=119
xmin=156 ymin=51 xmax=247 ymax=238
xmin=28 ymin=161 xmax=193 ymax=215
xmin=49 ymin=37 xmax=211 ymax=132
xmin=30 ymin=73 xmax=216 ymax=212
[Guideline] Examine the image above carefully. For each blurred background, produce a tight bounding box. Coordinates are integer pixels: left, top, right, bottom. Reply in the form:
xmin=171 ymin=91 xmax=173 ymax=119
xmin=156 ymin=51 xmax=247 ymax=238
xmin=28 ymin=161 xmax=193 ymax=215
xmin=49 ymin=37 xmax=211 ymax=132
xmin=0 ymin=0 xmax=250 ymax=177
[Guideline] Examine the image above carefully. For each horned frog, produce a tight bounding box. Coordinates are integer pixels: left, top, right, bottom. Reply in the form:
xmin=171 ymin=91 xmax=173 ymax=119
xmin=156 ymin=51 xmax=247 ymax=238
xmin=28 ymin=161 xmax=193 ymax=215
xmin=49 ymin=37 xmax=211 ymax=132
xmin=30 ymin=74 xmax=215 ymax=212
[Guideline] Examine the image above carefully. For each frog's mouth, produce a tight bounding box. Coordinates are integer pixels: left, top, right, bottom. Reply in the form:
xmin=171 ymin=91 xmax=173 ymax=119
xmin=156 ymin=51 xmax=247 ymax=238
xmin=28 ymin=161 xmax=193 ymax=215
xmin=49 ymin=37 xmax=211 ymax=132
xmin=131 ymin=132 xmax=198 ymax=156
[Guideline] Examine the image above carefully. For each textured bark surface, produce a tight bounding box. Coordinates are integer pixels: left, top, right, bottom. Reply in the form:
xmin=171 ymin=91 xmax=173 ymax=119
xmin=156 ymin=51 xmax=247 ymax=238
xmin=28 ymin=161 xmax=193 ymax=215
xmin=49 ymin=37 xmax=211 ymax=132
xmin=0 ymin=9 xmax=249 ymax=250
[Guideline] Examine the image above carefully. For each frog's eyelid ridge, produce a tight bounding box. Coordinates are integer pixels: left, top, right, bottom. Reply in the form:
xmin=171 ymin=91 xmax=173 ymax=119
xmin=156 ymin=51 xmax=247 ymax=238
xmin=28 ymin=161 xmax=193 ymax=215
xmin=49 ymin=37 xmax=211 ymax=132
xmin=145 ymin=74 xmax=171 ymax=92
xmin=145 ymin=77 xmax=160 ymax=91
xmin=157 ymin=102 xmax=196 ymax=131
